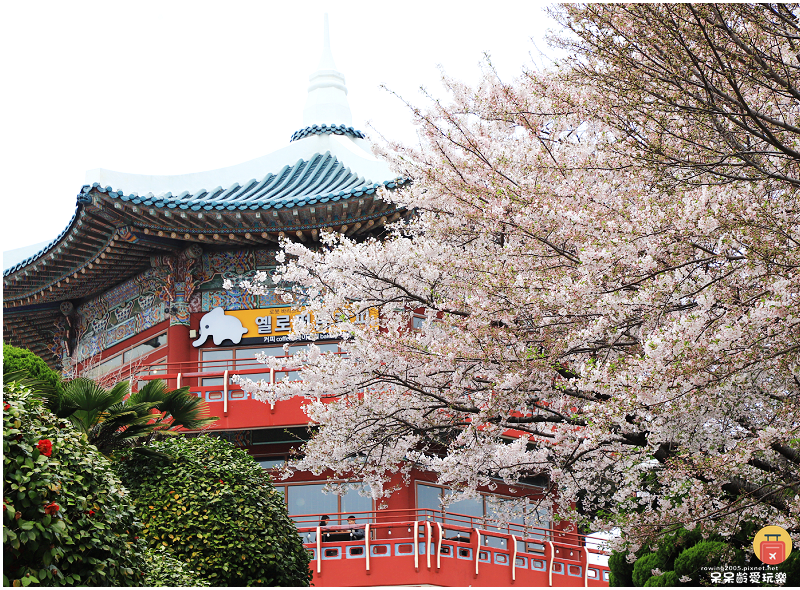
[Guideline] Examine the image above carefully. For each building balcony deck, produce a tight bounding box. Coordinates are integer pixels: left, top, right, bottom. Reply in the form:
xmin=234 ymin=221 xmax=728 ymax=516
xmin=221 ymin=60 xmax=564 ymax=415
xmin=292 ymin=509 xmax=610 ymax=587
xmin=136 ymin=356 xmax=322 ymax=430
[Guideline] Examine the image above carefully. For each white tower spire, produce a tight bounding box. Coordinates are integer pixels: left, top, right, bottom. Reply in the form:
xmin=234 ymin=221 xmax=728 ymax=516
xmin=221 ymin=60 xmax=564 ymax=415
xmin=302 ymin=13 xmax=353 ymax=127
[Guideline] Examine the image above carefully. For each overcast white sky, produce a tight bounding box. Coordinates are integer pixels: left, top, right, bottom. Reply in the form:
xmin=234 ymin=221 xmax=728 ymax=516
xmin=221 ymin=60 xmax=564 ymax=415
xmin=1 ymin=1 xmax=562 ymax=260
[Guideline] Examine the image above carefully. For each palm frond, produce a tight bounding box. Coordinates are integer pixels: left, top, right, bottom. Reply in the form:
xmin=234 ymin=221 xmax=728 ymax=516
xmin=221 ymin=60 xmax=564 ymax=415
xmin=159 ymin=388 xmax=219 ymax=431
xmin=59 ymin=378 xmax=127 ymax=434
xmin=10 ymin=369 xmax=218 ymax=456
xmin=105 ymin=401 xmax=160 ymax=422
xmin=3 ymin=369 xmax=30 ymax=383
xmin=128 ymin=379 xmax=169 ymax=405
xmin=62 ymin=378 xmax=126 ymax=413
xmin=88 ymin=411 xmax=160 ymax=453
xmin=6 ymin=369 xmax=75 ymax=417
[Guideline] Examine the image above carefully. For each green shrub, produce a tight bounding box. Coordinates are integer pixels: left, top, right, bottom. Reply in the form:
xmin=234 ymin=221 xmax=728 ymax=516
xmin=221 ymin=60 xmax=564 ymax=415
xmin=116 ymin=435 xmax=312 ymax=586
xmin=612 ymin=524 xmax=758 ymax=586
xmin=776 ymin=550 xmax=799 ymax=586
xmin=643 ymin=570 xmax=678 ymax=586
xmin=3 ymin=345 xmax=62 ymax=393
xmin=673 ymin=540 xmax=734 ymax=584
xmin=142 ymin=546 xmax=210 ymax=587
xmin=608 ymin=549 xmax=635 ymax=586
xmin=3 ymin=382 xmax=145 ymax=586
xmin=632 ymin=552 xmax=666 ymax=587
xmin=652 ymin=526 xmax=704 ymax=572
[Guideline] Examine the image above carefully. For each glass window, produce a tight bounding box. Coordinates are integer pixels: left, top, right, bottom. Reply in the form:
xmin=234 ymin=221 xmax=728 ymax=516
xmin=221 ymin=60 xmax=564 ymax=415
xmin=486 ymin=496 xmax=523 ymax=523
xmin=123 ymin=333 xmax=167 ymax=364
xmin=202 ymin=349 xmax=234 ymax=361
xmin=235 ymin=346 xmax=287 ymax=369
xmin=444 ymin=490 xmax=483 ymax=521
xmin=417 ymin=483 xmax=484 ymax=524
xmin=134 ymin=358 xmax=167 ymax=390
xmin=416 ymin=482 xmax=544 ymax=532
xmin=341 ymin=486 xmax=372 ymax=523
xmin=288 ymin=343 xmax=338 ymax=356
xmin=85 ymin=332 xmax=166 ymax=380
xmin=237 ymin=346 xmax=286 ymax=359
xmin=201 ymin=349 xmax=233 ymax=370
xmin=484 ymin=496 xmax=526 ymax=533
xmin=417 ymin=484 xmax=443 ymax=512
xmin=285 ymin=482 xmax=374 ymax=526
xmin=144 ymin=360 xmax=167 ymax=375
xmin=286 ymin=484 xmax=338 ymax=525
xmin=258 ymin=458 xmax=285 ymax=470
xmin=531 ymin=507 xmax=549 ymax=527
xmin=83 ymin=354 xmax=123 ymax=379
xmin=99 ymin=354 xmax=123 ymax=373
xmin=236 ymin=343 xmax=339 ymax=366
xmin=526 ymin=506 xmax=550 ymax=539
xmin=288 ymin=344 xmax=311 ymax=356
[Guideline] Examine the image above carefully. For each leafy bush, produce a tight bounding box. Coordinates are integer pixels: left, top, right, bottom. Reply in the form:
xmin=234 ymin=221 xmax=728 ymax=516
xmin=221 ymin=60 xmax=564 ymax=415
xmin=116 ymin=435 xmax=312 ymax=586
xmin=142 ymin=546 xmax=210 ymax=587
xmin=3 ymin=382 xmax=145 ymax=586
xmin=608 ymin=549 xmax=635 ymax=586
xmin=644 ymin=570 xmax=678 ymax=586
xmin=650 ymin=526 xmax=704 ymax=572
xmin=3 ymin=345 xmax=62 ymax=393
xmin=632 ymin=552 xmax=666 ymax=587
xmin=673 ymin=541 xmax=734 ymax=584
xmin=609 ymin=523 xmax=762 ymax=586
xmin=776 ymin=550 xmax=799 ymax=586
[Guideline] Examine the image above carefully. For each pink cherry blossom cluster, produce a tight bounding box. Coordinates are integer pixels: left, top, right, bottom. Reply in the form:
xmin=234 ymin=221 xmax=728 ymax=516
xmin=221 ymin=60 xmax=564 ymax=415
xmin=230 ymin=31 xmax=799 ymax=549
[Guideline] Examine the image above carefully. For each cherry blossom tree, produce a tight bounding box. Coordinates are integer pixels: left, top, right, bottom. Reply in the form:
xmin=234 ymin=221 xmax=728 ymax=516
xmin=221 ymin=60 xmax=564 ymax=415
xmin=229 ymin=5 xmax=799 ymax=549
xmin=549 ymin=3 xmax=800 ymax=190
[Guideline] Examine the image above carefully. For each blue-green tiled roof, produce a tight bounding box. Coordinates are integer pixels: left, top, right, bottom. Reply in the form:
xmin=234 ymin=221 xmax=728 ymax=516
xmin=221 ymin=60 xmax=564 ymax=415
xmin=290 ymin=124 xmax=365 ymax=142
xmin=4 ymin=152 xmax=408 ymax=279
xmin=80 ymin=152 xmax=405 ymax=211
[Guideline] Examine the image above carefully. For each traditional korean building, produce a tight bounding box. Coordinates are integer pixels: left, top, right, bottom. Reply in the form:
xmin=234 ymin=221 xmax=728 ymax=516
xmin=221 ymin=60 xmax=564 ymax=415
xmin=2 ymin=18 xmax=609 ymax=587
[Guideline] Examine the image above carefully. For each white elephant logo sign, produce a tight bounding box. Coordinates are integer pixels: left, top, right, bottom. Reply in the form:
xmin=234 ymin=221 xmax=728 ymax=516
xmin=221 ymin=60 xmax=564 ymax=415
xmin=192 ymin=307 xmax=249 ymax=347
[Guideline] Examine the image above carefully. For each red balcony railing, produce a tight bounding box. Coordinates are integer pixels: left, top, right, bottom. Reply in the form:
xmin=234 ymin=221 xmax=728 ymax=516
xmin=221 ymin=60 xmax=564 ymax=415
xmin=135 ymin=357 xmax=325 ymax=423
xmin=291 ymin=508 xmax=610 ymax=587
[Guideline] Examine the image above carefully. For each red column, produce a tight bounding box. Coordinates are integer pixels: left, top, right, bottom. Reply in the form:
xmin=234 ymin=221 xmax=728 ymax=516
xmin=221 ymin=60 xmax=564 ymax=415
xmin=167 ymin=323 xmax=193 ymax=388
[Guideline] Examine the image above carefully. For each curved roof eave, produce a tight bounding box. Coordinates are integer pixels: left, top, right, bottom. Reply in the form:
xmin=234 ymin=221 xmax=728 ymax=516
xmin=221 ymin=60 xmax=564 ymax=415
xmin=3 ymin=204 xmax=81 ymax=277
xmin=3 ymin=182 xmax=411 ymax=309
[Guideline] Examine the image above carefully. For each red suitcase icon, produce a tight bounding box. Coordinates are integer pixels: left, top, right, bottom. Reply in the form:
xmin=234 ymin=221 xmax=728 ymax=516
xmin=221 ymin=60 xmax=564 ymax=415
xmin=760 ymin=534 xmax=785 ymax=564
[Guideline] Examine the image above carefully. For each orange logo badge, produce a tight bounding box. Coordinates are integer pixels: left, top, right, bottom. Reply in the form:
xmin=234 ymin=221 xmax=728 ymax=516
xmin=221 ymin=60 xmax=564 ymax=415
xmin=753 ymin=526 xmax=792 ymax=565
